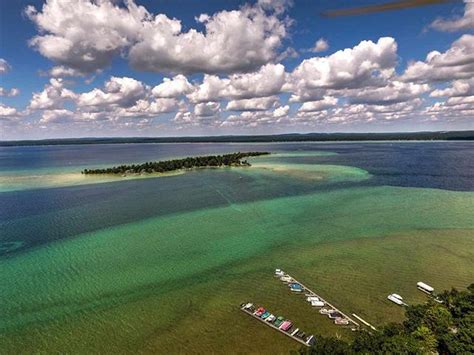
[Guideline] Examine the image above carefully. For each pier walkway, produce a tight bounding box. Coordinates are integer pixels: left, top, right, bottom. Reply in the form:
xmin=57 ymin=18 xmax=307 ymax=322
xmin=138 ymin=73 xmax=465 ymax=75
xmin=240 ymin=305 xmax=310 ymax=347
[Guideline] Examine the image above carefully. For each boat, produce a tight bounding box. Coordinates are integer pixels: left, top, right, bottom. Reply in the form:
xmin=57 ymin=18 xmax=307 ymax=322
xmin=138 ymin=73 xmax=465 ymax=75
xmin=296 ymin=331 xmax=306 ymax=339
xmin=274 ymin=316 xmax=285 ymax=327
xmin=290 ymin=328 xmax=300 ymax=336
xmin=335 ymin=318 xmax=350 ymax=325
xmin=319 ymin=308 xmax=332 ymax=314
xmin=328 ymin=311 xmax=343 ymax=319
xmin=417 ymin=281 xmax=434 ymax=294
xmin=279 ymin=320 xmax=293 ymax=332
xmin=289 ymin=283 xmax=304 ymax=292
xmin=306 ymin=335 xmax=315 ymax=346
xmin=275 ymin=269 xmax=285 ymax=277
xmin=392 ymin=293 xmax=404 ymax=300
xmin=261 ymin=311 xmax=271 ymax=319
xmin=388 ymin=294 xmax=405 ymax=306
xmin=311 ymin=300 xmax=325 ymax=307
xmin=280 ymin=275 xmax=293 ymax=282
xmin=242 ymin=303 xmax=255 ymax=312
xmin=266 ymin=314 xmax=276 ymax=323
xmin=306 ymin=296 xmax=320 ymax=302
xmin=254 ymin=307 xmax=266 ymax=317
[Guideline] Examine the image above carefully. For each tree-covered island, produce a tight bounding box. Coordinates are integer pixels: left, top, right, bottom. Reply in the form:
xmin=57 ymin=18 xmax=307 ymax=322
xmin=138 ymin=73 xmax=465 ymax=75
xmin=81 ymin=152 xmax=270 ymax=175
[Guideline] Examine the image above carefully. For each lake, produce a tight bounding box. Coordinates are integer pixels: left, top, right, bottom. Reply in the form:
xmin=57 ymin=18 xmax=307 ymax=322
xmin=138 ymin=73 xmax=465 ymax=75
xmin=1 ymin=142 xmax=473 ymax=353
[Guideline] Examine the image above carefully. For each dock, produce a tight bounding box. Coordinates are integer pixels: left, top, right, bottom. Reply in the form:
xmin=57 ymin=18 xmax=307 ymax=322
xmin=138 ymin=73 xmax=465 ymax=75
xmin=240 ymin=304 xmax=311 ymax=347
xmin=352 ymin=313 xmax=377 ymax=331
xmin=276 ymin=271 xmax=360 ymax=328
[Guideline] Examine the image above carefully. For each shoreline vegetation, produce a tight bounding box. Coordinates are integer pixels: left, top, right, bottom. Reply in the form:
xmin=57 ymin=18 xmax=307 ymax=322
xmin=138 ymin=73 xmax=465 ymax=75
xmin=81 ymin=152 xmax=270 ymax=175
xmin=2 ymin=130 xmax=473 ymax=147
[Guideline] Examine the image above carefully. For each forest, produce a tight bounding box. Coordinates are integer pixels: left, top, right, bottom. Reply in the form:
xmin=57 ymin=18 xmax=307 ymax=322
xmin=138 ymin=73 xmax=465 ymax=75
xmin=82 ymin=152 xmax=270 ymax=175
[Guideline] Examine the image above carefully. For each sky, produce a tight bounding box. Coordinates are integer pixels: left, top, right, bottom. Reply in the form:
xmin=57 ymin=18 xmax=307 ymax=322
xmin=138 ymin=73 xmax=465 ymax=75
xmin=0 ymin=0 xmax=473 ymax=140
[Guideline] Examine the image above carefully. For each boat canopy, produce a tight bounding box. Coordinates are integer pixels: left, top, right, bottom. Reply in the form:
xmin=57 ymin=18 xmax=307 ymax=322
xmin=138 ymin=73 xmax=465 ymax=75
xmin=388 ymin=294 xmax=404 ymax=305
xmin=417 ymin=282 xmax=434 ymax=292
xmin=289 ymin=283 xmax=303 ymax=289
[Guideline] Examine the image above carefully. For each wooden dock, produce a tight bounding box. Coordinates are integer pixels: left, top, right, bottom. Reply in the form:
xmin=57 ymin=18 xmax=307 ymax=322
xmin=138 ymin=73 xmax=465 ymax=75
xmin=240 ymin=305 xmax=310 ymax=347
xmin=277 ymin=272 xmax=360 ymax=328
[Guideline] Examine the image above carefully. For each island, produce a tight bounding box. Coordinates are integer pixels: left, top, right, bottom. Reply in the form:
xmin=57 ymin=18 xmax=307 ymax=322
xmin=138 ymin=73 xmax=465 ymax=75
xmin=81 ymin=152 xmax=270 ymax=175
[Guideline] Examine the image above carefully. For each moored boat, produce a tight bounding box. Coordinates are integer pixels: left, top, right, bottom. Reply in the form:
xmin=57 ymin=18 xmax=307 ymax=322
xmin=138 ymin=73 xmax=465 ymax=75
xmin=274 ymin=316 xmax=285 ymax=327
xmin=261 ymin=311 xmax=271 ymax=319
xmin=319 ymin=308 xmax=332 ymax=314
xmin=280 ymin=275 xmax=293 ymax=282
xmin=289 ymin=282 xmax=304 ymax=292
xmin=254 ymin=307 xmax=266 ymax=317
xmin=388 ymin=294 xmax=406 ymax=306
xmin=266 ymin=314 xmax=276 ymax=322
xmin=417 ymin=281 xmax=434 ymax=294
xmin=275 ymin=269 xmax=285 ymax=277
xmin=335 ymin=318 xmax=350 ymax=325
xmin=279 ymin=320 xmax=293 ymax=332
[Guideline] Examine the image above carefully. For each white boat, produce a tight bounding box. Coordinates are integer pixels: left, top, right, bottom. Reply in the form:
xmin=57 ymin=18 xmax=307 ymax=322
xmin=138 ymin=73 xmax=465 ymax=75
xmin=307 ymin=296 xmax=320 ymax=302
xmin=335 ymin=318 xmax=350 ymax=325
xmin=280 ymin=275 xmax=293 ymax=282
xmin=417 ymin=281 xmax=434 ymax=294
xmin=392 ymin=293 xmax=404 ymax=300
xmin=388 ymin=294 xmax=405 ymax=306
xmin=243 ymin=303 xmax=254 ymax=310
xmin=311 ymin=300 xmax=325 ymax=307
xmin=266 ymin=314 xmax=276 ymax=322
xmin=275 ymin=269 xmax=285 ymax=277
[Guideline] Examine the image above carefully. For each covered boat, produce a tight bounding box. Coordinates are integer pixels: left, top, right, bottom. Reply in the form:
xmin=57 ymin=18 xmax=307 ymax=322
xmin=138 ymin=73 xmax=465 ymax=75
xmin=275 ymin=269 xmax=285 ymax=277
xmin=388 ymin=294 xmax=405 ymax=306
xmin=266 ymin=314 xmax=276 ymax=323
xmin=274 ymin=316 xmax=285 ymax=327
xmin=261 ymin=311 xmax=271 ymax=319
xmin=311 ymin=300 xmax=325 ymax=307
xmin=328 ymin=311 xmax=343 ymax=319
xmin=254 ymin=307 xmax=266 ymax=316
xmin=289 ymin=283 xmax=304 ymax=292
xmin=279 ymin=320 xmax=293 ymax=331
xmin=280 ymin=275 xmax=293 ymax=282
xmin=335 ymin=318 xmax=350 ymax=325
xmin=417 ymin=281 xmax=434 ymax=294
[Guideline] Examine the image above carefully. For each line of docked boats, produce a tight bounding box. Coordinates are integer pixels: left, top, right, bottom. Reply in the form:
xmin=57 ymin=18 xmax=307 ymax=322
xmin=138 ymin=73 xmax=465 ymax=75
xmin=275 ymin=269 xmax=352 ymax=326
xmin=241 ymin=302 xmax=315 ymax=346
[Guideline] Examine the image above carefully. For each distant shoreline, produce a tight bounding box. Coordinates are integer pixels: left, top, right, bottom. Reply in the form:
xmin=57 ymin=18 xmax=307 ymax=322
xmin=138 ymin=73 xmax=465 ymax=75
xmin=1 ymin=130 xmax=473 ymax=147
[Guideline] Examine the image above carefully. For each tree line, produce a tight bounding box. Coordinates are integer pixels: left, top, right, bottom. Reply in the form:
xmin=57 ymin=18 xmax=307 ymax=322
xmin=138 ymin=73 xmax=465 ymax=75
xmin=301 ymin=283 xmax=473 ymax=354
xmin=82 ymin=152 xmax=270 ymax=175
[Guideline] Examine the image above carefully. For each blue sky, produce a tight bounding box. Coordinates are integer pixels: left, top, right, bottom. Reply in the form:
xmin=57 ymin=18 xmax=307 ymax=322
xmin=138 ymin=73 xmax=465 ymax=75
xmin=0 ymin=0 xmax=473 ymax=139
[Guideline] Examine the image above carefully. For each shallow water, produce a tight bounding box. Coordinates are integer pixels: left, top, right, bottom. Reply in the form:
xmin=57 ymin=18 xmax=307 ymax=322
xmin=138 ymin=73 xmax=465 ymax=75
xmin=0 ymin=142 xmax=473 ymax=354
